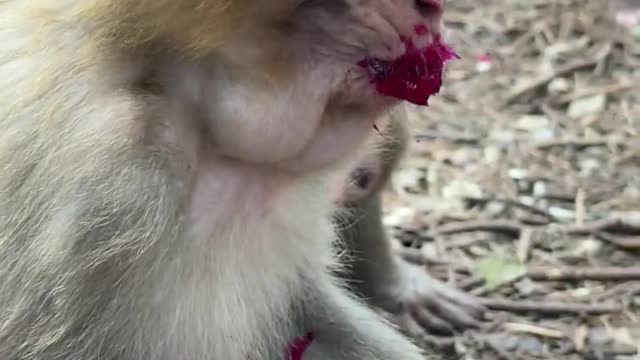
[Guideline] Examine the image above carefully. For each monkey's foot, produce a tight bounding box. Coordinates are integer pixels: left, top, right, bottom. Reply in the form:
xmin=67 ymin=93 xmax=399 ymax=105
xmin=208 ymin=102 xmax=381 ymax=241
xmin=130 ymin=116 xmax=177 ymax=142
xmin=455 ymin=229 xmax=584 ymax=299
xmin=373 ymin=259 xmax=486 ymax=337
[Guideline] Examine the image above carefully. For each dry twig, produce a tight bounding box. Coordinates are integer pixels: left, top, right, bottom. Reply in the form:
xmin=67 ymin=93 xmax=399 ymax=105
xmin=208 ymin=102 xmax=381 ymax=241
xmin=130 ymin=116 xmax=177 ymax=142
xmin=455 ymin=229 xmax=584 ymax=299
xmin=480 ymin=298 xmax=621 ymax=315
xmin=526 ymin=266 xmax=640 ymax=282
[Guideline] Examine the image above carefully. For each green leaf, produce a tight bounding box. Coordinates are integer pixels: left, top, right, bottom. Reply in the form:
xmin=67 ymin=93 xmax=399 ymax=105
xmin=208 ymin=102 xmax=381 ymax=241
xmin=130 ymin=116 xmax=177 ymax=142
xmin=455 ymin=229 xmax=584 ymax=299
xmin=474 ymin=254 xmax=526 ymax=288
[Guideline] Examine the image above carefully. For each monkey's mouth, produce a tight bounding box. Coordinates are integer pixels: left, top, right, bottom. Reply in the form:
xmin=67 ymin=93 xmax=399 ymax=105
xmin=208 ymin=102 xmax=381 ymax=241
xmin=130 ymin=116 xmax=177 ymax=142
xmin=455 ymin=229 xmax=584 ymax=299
xmin=357 ymin=36 xmax=458 ymax=106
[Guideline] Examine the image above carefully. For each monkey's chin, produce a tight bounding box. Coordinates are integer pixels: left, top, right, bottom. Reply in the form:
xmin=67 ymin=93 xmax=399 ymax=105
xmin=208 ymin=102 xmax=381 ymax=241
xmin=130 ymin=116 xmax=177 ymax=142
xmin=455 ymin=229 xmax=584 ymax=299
xmin=335 ymin=72 xmax=400 ymax=113
xmin=358 ymin=36 xmax=458 ymax=106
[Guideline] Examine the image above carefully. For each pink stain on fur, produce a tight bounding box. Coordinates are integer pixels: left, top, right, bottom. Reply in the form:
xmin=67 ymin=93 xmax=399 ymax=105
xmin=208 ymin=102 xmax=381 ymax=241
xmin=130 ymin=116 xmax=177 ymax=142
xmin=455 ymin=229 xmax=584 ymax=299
xmin=414 ymin=24 xmax=429 ymax=36
xmin=287 ymin=332 xmax=315 ymax=360
xmin=357 ymin=35 xmax=458 ymax=106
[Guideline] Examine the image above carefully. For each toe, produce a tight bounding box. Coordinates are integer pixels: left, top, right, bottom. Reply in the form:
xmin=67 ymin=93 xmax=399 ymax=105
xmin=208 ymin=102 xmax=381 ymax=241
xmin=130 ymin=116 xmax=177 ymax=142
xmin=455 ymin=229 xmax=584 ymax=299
xmin=421 ymin=293 xmax=482 ymax=331
xmin=409 ymin=303 xmax=454 ymax=335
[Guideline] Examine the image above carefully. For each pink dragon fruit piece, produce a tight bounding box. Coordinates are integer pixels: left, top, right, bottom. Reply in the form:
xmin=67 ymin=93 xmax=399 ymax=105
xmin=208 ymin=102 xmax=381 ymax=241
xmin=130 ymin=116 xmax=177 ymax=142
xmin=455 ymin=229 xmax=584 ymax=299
xmin=358 ymin=36 xmax=458 ymax=106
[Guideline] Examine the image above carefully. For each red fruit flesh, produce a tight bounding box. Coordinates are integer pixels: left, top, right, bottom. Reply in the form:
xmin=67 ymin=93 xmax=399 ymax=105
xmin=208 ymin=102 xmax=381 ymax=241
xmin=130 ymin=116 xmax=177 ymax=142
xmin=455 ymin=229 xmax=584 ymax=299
xmin=287 ymin=332 xmax=314 ymax=360
xmin=357 ymin=37 xmax=458 ymax=106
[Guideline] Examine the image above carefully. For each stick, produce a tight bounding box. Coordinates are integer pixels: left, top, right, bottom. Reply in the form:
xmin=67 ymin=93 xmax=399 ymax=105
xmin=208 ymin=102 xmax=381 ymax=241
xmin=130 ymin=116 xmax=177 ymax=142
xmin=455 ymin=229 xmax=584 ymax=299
xmin=435 ymin=220 xmax=522 ymax=237
xmin=564 ymin=215 xmax=640 ymax=235
xmin=535 ymin=138 xmax=621 ymax=150
xmin=517 ymin=228 xmax=534 ymax=262
xmin=596 ymin=234 xmax=640 ymax=249
xmin=501 ymin=57 xmax=603 ymax=106
xmin=527 ymin=266 xmax=640 ymax=281
xmin=466 ymin=196 xmax=556 ymax=221
xmin=502 ymin=322 xmax=567 ymax=339
xmin=421 ymin=215 xmax=640 ymax=243
xmin=480 ymin=298 xmax=621 ymax=315
xmin=457 ymin=276 xmax=486 ymax=292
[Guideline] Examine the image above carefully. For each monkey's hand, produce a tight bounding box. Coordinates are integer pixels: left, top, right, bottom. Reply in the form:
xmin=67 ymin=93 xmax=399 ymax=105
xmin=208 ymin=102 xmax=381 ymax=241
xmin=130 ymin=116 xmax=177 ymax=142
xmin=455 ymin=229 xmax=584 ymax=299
xmin=372 ymin=258 xmax=486 ymax=337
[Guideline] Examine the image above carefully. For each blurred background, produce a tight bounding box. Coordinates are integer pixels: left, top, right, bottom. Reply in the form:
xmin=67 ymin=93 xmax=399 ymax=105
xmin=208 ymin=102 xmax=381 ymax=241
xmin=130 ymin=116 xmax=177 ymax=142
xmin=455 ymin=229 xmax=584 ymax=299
xmin=384 ymin=0 xmax=640 ymax=358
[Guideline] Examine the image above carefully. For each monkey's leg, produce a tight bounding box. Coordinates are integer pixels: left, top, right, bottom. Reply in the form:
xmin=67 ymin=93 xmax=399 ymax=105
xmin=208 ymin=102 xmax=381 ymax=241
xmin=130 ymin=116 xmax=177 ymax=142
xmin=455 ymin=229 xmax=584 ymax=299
xmin=337 ymin=194 xmax=485 ymax=337
xmin=300 ymin=280 xmax=426 ymax=360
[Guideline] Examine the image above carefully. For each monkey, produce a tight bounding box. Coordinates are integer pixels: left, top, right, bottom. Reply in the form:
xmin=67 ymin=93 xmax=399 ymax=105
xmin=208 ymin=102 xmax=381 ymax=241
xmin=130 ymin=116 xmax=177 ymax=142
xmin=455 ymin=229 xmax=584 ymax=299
xmin=331 ymin=108 xmax=486 ymax=343
xmin=0 ymin=0 xmax=451 ymax=359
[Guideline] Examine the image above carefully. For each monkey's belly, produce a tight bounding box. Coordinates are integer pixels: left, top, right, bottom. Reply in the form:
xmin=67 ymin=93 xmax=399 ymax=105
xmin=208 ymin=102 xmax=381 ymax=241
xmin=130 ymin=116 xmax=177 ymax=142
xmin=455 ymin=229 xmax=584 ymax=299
xmin=143 ymin=160 xmax=334 ymax=358
xmin=147 ymin=217 xmax=331 ymax=358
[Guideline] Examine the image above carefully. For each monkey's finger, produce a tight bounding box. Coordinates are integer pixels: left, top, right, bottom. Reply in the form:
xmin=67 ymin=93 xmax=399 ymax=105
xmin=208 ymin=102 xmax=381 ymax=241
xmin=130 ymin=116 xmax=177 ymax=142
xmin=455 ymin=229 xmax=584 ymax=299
xmin=408 ymin=303 xmax=455 ymax=336
xmin=374 ymin=306 xmax=430 ymax=348
xmin=420 ymin=294 xmax=483 ymax=331
xmin=444 ymin=291 xmax=487 ymax=320
xmin=394 ymin=311 xmax=428 ymax=341
xmin=426 ymin=278 xmax=487 ymax=318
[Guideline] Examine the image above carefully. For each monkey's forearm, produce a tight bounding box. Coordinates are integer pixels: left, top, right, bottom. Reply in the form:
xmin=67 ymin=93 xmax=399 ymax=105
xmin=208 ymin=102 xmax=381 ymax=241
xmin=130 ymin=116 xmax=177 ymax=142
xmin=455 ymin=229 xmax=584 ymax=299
xmin=302 ymin=280 xmax=424 ymax=360
xmin=338 ymin=194 xmax=401 ymax=292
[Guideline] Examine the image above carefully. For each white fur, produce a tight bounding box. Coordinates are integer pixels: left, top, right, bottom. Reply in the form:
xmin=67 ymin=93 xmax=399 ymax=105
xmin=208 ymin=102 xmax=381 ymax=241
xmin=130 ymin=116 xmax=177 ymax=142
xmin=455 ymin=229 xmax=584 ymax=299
xmin=148 ymin=173 xmax=336 ymax=359
xmin=0 ymin=0 xmax=445 ymax=359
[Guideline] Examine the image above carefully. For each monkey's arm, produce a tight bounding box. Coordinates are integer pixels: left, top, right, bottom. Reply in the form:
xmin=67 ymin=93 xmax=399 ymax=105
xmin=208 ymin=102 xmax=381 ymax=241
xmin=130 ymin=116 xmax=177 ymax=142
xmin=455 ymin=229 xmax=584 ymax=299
xmin=338 ymin=193 xmax=485 ymax=337
xmin=339 ymin=195 xmax=399 ymax=291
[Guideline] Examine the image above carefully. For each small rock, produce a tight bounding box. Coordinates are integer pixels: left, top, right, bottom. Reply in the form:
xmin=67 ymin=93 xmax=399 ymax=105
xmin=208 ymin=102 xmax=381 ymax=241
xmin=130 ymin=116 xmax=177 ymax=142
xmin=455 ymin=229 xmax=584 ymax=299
xmin=514 ymin=115 xmax=550 ymax=132
xmin=412 ymin=195 xmax=465 ymax=213
xmin=516 ymin=179 xmax=532 ymax=194
xmin=571 ymin=239 xmax=603 ymax=258
xmin=548 ymin=78 xmax=572 ymax=94
xmin=579 ymin=158 xmax=601 ymax=176
xmin=449 ymin=148 xmax=476 ymax=166
xmin=568 ymin=94 xmax=606 ymax=119
xmin=490 ymin=129 xmax=516 ymax=145
xmin=568 ymin=287 xmax=594 ymax=298
xmin=549 ymin=206 xmax=575 ymax=222
xmin=382 ymin=207 xmax=416 ymax=228
xmin=611 ymin=211 xmax=640 ymax=226
xmin=508 ymin=168 xmax=529 ymax=180
xmin=486 ymin=201 xmax=506 ymax=216
xmin=515 ymin=278 xmax=549 ymax=296
xmin=533 ymin=181 xmax=547 ymax=197
xmin=519 ymin=196 xmax=535 ymax=206
xmin=442 ymin=179 xmax=484 ymax=199
xmin=533 ymin=128 xmax=555 ymax=142
xmin=392 ymin=167 xmax=426 ymax=195
xmin=483 ymin=146 xmax=502 ymax=164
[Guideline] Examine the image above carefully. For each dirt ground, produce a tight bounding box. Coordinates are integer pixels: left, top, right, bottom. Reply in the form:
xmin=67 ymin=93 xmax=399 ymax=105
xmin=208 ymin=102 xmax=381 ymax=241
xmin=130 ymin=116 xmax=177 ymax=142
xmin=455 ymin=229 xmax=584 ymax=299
xmin=384 ymin=0 xmax=640 ymax=359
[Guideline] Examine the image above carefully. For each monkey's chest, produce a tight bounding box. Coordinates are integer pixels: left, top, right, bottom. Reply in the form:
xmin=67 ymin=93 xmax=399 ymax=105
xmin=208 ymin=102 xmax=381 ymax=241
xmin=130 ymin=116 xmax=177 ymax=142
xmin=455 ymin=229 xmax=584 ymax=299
xmin=188 ymin=159 xmax=306 ymax=223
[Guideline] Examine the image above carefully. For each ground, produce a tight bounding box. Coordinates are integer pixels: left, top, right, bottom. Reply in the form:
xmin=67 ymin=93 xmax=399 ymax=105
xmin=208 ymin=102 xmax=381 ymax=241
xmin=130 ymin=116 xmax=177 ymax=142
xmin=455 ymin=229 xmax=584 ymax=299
xmin=383 ymin=0 xmax=640 ymax=359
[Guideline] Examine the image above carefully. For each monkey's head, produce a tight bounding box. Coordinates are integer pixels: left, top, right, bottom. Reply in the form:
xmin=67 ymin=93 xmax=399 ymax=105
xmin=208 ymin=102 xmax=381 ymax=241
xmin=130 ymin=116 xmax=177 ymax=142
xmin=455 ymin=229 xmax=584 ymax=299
xmin=185 ymin=0 xmax=453 ymax=108
xmin=331 ymin=115 xmax=409 ymax=207
xmin=83 ymin=0 xmax=452 ymax=176
xmin=287 ymin=0 xmax=453 ymax=108
xmin=333 ymin=157 xmax=385 ymax=207
xmin=166 ymin=0 xmax=453 ymax=173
